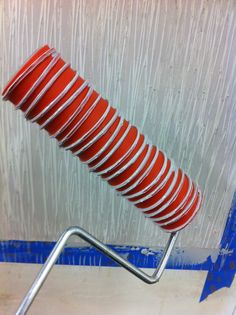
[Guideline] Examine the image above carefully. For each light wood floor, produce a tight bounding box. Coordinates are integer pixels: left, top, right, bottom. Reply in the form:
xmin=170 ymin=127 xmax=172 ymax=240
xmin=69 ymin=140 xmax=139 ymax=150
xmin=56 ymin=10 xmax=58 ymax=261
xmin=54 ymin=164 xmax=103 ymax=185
xmin=0 ymin=263 xmax=235 ymax=315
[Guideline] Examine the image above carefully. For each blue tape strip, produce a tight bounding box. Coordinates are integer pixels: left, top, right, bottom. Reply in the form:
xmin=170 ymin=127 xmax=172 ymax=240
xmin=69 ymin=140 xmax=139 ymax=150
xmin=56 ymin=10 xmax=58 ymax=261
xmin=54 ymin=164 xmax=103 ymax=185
xmin=0 ymin=240 xmax=212 ymax=270
xmin=1 ymin=195 xmax=235 ymax=292
xmin=200 ymin=192 xmax=236 ymax=301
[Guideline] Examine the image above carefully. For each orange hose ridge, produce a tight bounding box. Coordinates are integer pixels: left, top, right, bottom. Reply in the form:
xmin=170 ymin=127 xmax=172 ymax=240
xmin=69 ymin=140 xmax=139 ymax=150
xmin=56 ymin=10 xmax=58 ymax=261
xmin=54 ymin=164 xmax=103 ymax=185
xmin=2 ymin=45 xmax=203 ymax=232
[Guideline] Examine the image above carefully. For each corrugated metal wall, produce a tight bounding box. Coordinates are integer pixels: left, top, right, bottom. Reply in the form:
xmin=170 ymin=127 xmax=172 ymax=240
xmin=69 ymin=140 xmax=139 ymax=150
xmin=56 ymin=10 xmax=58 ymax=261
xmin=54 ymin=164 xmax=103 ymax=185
xmin=0 ymin=0 xmax=236 ymax=248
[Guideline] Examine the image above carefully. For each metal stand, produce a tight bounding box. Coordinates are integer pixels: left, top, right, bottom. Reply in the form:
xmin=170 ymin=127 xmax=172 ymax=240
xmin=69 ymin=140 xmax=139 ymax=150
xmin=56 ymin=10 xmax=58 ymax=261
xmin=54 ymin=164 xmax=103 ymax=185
xmin=16 ymin=226 xmax=179 ymax=315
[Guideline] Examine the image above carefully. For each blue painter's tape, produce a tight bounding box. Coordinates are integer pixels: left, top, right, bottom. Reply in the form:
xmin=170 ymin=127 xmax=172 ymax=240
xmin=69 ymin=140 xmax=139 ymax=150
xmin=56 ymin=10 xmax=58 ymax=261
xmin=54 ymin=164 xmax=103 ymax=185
xmin=0 ymin=240 xmax=212 ymax=270
xmin=200 ymin=192 xmax=236 ymax=301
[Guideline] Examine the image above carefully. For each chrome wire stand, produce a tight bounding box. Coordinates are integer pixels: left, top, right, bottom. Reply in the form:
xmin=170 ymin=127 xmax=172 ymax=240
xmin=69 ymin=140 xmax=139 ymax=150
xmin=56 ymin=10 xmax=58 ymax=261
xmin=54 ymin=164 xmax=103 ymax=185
xmin=16 ymin=226 xmax=179 ymax=315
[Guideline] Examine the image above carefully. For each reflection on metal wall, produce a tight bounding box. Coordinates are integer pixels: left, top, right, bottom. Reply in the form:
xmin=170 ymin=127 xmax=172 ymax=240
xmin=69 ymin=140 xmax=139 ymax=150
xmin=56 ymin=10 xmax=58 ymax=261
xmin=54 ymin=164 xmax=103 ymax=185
xmin=0 ymin=0 xmax=236 ymax=248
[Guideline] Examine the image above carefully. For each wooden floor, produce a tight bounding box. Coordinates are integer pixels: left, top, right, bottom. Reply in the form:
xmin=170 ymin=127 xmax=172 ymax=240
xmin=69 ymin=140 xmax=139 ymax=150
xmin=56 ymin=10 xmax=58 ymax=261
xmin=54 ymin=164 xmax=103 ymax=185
xmin=0 ymin=263 xmax=235 ymax=315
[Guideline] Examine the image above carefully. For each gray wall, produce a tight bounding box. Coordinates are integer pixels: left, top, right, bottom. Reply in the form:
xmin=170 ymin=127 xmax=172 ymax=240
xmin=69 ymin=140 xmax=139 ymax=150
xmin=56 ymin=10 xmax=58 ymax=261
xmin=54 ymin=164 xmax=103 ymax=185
xmin=0 ymin=0 xmax=236 ymax=248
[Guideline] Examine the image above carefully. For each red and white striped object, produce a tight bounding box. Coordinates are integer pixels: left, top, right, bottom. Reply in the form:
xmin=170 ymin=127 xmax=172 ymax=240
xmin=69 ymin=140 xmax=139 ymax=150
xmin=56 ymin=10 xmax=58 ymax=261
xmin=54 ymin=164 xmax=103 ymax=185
xmin=2 ymin=45 xmax=203 ymax=232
